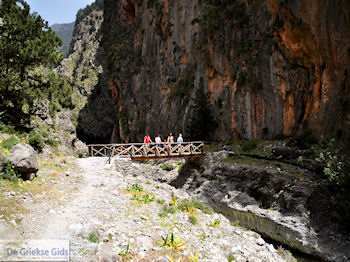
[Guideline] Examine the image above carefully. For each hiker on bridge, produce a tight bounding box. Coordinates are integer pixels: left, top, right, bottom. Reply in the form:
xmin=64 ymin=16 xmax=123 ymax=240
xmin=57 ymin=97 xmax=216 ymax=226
xmin=143 ymin=133 xmax=152 ymax=146
xmin=177 ymin=133 xmax=183 ymax=145
xmin=177 ymin=133 xmax=183 ymax=153
xmin=167 ymin=132 xmax=174 ymax=144
xmin=155 ymin=134 xmax=162 ymax=147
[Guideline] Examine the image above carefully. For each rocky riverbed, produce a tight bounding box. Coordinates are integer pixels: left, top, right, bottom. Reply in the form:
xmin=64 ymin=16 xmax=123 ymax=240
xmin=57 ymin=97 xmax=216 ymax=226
xmin=0 ymin=155 xmax=296 ymax=261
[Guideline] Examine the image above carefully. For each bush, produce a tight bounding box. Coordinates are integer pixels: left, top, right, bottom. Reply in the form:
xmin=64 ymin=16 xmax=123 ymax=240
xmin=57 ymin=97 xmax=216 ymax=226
xmin=0 ymin=161 xmax=20 ymax=181
xmin=88 ymin=233 xmax=100 ymax=243
xmin=1 ymin=136 xmax=20 ymax=151
xmin=28 ymin=132 xmax=45 ymax=152
xmin=241 ymin=140 xmax=257 ymax=153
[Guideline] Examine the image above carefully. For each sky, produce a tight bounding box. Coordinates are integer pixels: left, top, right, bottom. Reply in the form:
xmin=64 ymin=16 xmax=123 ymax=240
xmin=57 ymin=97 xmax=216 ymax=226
xmin=25 ymin=0 xmax=96 ymax=25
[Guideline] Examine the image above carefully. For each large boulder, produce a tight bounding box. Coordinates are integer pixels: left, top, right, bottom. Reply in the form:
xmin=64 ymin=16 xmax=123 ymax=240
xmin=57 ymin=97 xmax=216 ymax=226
xmin=55 ymin=110 xmax=76 ymax=134
xmin=7 ymin=143 xmax=39 ymax=180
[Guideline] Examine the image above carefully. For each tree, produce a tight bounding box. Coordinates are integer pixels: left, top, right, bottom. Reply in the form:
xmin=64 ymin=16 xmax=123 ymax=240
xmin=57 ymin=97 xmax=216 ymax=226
xmin=186 ymin=78 xmax=217 ymax=140
xmin=0 ymin=0 xmax=63 ymax=126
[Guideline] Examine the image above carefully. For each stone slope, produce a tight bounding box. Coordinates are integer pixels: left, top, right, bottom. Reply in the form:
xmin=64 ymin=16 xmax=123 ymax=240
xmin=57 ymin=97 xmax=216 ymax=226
xmin=1 ymin=156 xmax=290 ymax=262
xmin=169 ymin=151 xmax=350 ymax=261
xmin=101 ymin=0 xmax=350 ymax=145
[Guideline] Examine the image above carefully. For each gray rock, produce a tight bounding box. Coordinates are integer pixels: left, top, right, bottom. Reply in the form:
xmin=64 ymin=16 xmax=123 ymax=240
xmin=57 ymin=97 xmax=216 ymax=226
xmin=222 ymin=145 xmax=233 ymax=151
xmin=55 ymin=110 xmax=76 ymax=134
xmin=7 ymin=143 xmax=39 ymax=179
xmin=82 ymin=243 xmax=121 ymax=262
xmin=72 ymin=139 xmax=89 ymax=157
xmin=33 ymin=99 xmax=53 ymax=125
xmin=271 ymin=147 xmax=299 ymax=158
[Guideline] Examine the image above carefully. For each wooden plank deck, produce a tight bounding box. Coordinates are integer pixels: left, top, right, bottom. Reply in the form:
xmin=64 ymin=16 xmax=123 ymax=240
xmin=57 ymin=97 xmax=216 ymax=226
xmin=87 ymin=142 xmax=205 ymax=160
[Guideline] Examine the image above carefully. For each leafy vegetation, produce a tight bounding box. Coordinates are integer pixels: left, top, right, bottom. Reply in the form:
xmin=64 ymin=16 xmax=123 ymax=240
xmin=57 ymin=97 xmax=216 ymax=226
xmin=126 ymin=183 xmax=144 ymax=192
xmin=0 ymin=0 xmax=73 ymax=127
xmin=0 ymin=161 xmax=20 ymax=181
xmin=209 ymin=218 xmax=221 ymax=227
xmin=0 ymin=136 xmax=20 ymax=151
xmin=87 ymin=232 xmax=100 ymax=243
xmin=157 ymin=231 xmax=186 ymax=251
xmin=191 ymin=0 xmax=249 ymax=31
xmin=131 ymin=193 xmax=155 ymax=204
xmin=160 ymin=164 xmax=175 ymax=171
xmin=241 ymin=140 xmax=257 ymax=153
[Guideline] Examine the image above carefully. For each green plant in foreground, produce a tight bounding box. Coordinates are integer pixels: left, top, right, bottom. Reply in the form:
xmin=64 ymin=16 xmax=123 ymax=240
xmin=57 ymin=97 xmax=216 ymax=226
xmin=131 ymin=193 xmax=155 ymax=204
xmin=189 ymin=215 xmax=198 ymax=225
xmin=126 ymin=183 xmax=144 ymax=192
xmin=118 ymin=242 xmax=132 ymax=259
xmin=157 ymin=199 xmax=165 ymax=205
xmin=157 ymin=232 xmax=186 ymax=251
xmin=170 ymin=195 xmax=178 ymax=206
xmin=88 ymin=232 xmax=100 ymax=243
xmin=228 ymin=253 xmax=236 ymax=261
xmin=209 ymin=218 xmax=221 ymax=227
xmin=188 ymin=251 xmax=200 ymax=261
xmin=0 ymin=161 xmax=20 ymax=181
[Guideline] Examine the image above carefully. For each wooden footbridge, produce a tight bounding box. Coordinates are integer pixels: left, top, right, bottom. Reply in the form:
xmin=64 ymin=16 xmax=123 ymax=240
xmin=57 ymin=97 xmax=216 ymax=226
xmin=88 ymin=142 xmax=205 ymax=160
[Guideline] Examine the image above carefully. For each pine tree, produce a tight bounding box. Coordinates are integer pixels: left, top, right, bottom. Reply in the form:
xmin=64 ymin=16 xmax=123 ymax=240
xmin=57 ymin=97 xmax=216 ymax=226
xmin=186 ymin=78 xmax=217 ymax=140
xmin=0 ymin=0 xmax=63 ymax=126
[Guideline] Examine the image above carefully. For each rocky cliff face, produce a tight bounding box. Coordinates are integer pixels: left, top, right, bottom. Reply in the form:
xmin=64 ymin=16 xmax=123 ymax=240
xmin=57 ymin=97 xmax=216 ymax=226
xmin=57 ymin=0 xmax=116 ymax=144
xmin=52 ymin=22 xmax=74 ymax=58
xmin=102 ymin=0 xmax=350 ymax=144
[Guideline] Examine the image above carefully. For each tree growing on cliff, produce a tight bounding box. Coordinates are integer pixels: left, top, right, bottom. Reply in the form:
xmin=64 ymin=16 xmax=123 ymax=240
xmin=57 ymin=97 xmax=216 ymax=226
xmin=186 ymin=78 xmax=217 ymax=140
xmin=0 ymin=0 xmax=64 ymax=126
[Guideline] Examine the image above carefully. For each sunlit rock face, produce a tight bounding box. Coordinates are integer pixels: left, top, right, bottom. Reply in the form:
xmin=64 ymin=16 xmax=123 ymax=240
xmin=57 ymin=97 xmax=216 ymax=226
xmin=102 ymin=0 xmax=350 ymax=144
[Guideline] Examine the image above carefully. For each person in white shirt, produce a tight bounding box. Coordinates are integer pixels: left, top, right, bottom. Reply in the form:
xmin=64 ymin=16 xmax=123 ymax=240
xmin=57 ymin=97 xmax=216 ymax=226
xmin=155 ymin=134 xmax=162 ymax=147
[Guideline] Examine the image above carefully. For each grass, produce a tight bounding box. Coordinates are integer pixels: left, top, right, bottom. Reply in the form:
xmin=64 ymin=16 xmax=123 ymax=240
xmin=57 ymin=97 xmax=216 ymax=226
xmin=160 ymin=164 xmax=175 ymax=171
xmin=189 ymin=215 xmax=198 ymax=225
xmin=0 ymin=174 xmax=60 ymax=221
xmin=0 ymin=136 xmax=20 ymax=151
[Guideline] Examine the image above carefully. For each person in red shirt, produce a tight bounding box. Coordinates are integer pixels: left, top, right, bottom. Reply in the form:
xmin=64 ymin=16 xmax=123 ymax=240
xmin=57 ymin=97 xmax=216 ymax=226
xmin=143 ymin=133 xmax=152 ymax=145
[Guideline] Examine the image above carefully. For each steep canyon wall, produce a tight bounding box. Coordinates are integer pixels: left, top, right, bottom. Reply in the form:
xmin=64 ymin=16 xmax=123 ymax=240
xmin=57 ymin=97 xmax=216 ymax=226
xmin=101 ymin=0 xmax=350 ymax=144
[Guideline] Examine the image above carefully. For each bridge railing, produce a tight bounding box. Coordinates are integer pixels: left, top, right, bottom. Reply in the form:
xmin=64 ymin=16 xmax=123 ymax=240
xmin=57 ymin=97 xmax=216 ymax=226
xmin=88 ymin=141 xmax=205 ymax=159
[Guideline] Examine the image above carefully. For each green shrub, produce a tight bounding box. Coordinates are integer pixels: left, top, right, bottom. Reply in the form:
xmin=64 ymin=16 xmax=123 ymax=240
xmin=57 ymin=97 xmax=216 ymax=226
xmin=241 ymin=140 xmax=257 ymax=153
xmin=28 ymin=132 xmax=45 ymax=152
xmin=0 ymin=161 xmax=20 ymax=181
xmin=1 ymin=136 xmax=20 ymax=150
xmin=88 ymin=233 xmax=100 ymax=243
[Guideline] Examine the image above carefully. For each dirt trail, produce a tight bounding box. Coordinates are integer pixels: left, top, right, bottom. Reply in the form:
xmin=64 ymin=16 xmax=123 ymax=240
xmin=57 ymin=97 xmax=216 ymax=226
xmin=36 ymin=157 xmax=111 ymax=239
xmin=9 ymin=156 xmax=286 ymax=261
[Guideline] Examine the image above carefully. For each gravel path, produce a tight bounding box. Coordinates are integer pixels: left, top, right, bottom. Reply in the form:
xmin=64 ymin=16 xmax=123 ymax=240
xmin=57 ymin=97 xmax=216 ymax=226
xmin=13 ymin=157 xmax=288 ymax=261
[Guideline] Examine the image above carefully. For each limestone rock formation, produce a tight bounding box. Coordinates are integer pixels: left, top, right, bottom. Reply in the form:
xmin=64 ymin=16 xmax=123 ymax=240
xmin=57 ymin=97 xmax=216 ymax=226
xmin=171 ymin=151 xmax=350 ymax=261
xmin=101 ymin=0 xmax=350 ymax=146
xmin=56 ymin=0 xmax=116 ymax=144
xmin=55 ymin=110 xmax=76 ymax=134
xmin=7 ymin=143 xmax=39 ymax=180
